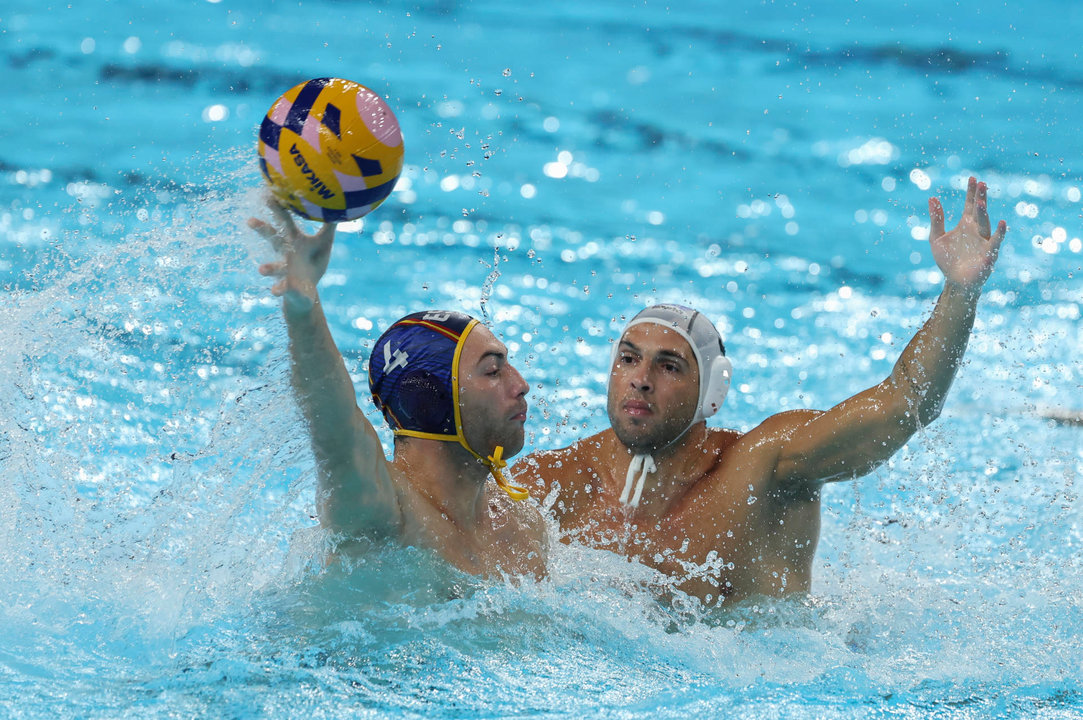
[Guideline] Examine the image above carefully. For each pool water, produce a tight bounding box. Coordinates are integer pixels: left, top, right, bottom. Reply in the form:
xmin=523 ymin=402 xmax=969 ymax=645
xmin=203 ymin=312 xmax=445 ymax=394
xmin=3 ymin=1 xmax=1082 ymax=717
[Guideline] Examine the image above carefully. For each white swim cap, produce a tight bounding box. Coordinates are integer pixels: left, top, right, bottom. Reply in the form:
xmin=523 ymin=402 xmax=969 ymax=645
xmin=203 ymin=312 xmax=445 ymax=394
xmin=618 ymin=304 xmax=733 ymax=425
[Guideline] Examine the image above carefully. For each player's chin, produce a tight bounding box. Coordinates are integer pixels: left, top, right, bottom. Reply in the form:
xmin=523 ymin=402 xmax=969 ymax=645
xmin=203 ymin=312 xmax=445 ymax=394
xmin=501 ymin=425 xmax=527 ymax=458
xmin=612 ymin=420 xmax=666 ymax=451
xmin=613 ymin=413 xmax=652 ymax=435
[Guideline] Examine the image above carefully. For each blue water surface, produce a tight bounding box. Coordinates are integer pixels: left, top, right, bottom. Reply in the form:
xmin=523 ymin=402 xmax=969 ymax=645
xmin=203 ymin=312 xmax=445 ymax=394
xmin=2 ymin=1 xmax=1082 ymax=718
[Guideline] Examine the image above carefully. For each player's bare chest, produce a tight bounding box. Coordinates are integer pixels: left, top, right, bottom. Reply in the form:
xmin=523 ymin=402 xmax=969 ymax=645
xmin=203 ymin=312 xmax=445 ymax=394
xmin=564 ymin=480 xmax=764 ymax=566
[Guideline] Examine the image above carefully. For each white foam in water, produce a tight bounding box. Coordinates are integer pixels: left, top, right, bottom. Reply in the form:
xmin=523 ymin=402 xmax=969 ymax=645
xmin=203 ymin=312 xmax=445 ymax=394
xmin=0 ymin=168 xmax=308 ymax=659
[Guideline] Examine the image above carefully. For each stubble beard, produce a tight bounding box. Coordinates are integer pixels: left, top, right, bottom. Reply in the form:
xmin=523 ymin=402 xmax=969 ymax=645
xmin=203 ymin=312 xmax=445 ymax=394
xmin=462 ymin=412 xmax=525 ymax=461
xmin=609 ymin=406 xmax=692 ymax=455
xmin=502 ymin=423 xmax=526 ymax=458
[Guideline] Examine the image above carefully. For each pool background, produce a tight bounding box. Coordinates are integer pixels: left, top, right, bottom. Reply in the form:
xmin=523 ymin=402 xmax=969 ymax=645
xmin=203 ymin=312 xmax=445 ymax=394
xmin=2 ymin=1 xmax=1082 ymax=718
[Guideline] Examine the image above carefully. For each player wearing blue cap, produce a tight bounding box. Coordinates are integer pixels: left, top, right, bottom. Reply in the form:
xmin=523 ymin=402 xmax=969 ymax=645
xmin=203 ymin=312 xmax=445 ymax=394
xmin=516 ymin=177 xmax=1007 ymax=604
xmin=251 ymin=203 xmax=545 ymax=578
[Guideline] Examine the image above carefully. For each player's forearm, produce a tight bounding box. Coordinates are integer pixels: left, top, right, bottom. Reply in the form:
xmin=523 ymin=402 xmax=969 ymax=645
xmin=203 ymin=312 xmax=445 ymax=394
xmin=889 ymin=281 xmax=980 ymax=425
xmin=284 ymin=298 xmax=363 ymax=451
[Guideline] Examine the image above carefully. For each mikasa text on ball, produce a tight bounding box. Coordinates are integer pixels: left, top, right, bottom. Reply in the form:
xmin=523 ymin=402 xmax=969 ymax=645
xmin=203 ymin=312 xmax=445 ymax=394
xmin=257 ymin=77 xmax=404 ymax=222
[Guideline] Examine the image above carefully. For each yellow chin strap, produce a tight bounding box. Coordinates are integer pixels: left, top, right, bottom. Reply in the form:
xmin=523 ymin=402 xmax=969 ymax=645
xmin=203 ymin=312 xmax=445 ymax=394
xmin=394 ymin=432 xmax=529 ymax=502
xmin=485 ymin=446 xmax=530 ymax=502
xmin=394 ymin=319 xmax=530 ymax=502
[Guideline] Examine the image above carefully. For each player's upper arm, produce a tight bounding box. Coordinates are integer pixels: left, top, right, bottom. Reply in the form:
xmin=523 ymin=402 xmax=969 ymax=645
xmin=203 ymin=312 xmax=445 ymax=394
xmin=314 ymin=406 xmax=401 ymax=538
xmin=764 ymin=382 xmax=912 ymax=492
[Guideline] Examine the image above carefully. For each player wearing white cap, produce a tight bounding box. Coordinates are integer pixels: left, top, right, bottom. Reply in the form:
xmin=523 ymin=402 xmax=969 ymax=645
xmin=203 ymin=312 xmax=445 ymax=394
xmin=515 ymin=177 xmax=1007 ymax=605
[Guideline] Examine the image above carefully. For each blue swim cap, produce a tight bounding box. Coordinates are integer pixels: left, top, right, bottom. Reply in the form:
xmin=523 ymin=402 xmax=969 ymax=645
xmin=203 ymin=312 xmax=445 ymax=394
xmin=369 ymin=310 xmax=475 ymax=437
xmin=368 ymin=310 xmax=528 ymax=501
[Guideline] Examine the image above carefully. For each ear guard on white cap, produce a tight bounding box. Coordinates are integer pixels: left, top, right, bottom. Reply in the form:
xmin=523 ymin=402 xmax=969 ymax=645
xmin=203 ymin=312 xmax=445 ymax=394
xmin=696 ymin=353 xmax=733 ymax=422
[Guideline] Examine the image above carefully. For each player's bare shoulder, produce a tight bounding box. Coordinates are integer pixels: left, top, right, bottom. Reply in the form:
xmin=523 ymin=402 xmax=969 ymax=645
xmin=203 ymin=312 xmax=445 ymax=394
xmin=514 ymin=431 xmax=600 ymax=488
xmin=720 ymin=409 xmax=827 ymax=500
xmin=703 ymin=425 xmax=743 ymax=453
xmin=483 ymin=485 xmax=548 ymax=578
xmin=725 ymin=409 xmax=823 ymax=454
xmin=513 ymin=430 xmax=612 ymax=513
xmin=682 ymin=425 xmax=747 ymax=497
xmin=690 ymin=417 xmax=814 ymax=497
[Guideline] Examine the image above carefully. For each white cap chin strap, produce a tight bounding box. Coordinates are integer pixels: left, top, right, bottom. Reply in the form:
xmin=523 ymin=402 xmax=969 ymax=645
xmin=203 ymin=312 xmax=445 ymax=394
xmin=619 ymin=453 xmax=657 ymax=508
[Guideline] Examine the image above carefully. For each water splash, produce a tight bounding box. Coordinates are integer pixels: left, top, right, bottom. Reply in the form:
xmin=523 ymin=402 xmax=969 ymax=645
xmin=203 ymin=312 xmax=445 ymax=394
xmin=478 ymin=243 xmax=503 ymax=326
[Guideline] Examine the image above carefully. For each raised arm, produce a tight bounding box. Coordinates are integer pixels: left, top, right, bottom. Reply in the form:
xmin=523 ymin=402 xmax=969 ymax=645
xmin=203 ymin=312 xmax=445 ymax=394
xmin=767 ymin=176 xmax=1007 ymax=489
xmin=250 ymin=202 xmax=400 ymax=537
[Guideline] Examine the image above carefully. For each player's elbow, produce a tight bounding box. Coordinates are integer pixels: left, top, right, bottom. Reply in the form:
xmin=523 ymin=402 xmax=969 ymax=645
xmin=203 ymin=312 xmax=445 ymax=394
xmin=888 ymin=362 xmax=950 ymax=428
xmin=903 ymin=391 xmax=946 ymax=428
xmin=883 ymin=376 xmax=944 ymax=431
xmin=918 ymin=396 xmax=947 ymax=426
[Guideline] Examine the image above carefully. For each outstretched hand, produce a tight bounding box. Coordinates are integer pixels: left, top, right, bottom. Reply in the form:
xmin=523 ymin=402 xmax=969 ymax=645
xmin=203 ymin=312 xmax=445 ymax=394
xmin=249 ymin=200 xmax=337 ymax=314
xmin=928 ymin=176 xmax=1008 ymax=293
